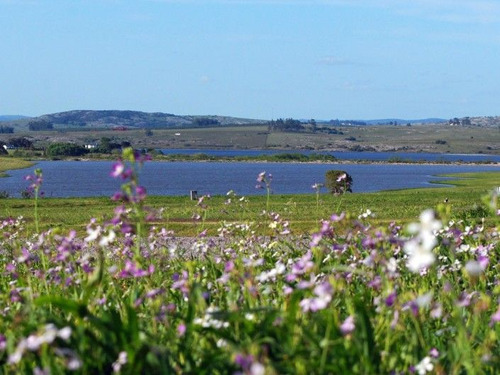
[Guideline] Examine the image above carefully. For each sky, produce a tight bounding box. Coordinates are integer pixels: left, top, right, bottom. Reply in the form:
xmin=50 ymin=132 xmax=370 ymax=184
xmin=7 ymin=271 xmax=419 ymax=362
xmin=1 ymin=0 xmax=500 ymax=120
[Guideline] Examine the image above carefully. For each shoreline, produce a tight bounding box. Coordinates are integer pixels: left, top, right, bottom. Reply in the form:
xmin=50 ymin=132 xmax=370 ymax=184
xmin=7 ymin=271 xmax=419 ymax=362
xmin=14 ymin=155 xmax=500 ymax=167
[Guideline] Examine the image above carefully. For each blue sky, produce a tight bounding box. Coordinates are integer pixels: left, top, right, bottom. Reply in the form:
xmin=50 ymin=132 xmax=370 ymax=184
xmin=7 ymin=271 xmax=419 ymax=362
xmin=1 ymin=0 xmax=499 ymax=120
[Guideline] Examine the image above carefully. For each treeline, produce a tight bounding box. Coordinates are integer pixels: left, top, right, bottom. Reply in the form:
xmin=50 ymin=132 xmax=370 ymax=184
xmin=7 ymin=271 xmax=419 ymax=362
xmin=449 ymin=117 xmax=472 ymax=126
xmin=156 ymin=152 xmax=337 ymax=163
xmin=328 ymin=119 xmax=367 ymax=126
xmin=192 ymin=117 xmax=220 ymax=127
xmin=268 ymin=118 xmax=306 ymax=132
xmin=28 ymin=119 xmax=54 ymax=131
xmin=0 ymin=125 xmax=14 ymax=133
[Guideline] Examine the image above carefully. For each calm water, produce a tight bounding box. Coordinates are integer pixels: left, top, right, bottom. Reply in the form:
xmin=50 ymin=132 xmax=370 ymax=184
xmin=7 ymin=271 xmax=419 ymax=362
xmin=0 ymin=161 xmax=498 ymax=198
xmin=160 ymin=148 xmax=500 ymax=163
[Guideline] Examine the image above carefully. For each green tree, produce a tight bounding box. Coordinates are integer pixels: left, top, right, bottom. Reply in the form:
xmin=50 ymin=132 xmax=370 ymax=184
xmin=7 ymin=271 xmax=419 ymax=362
xmin=97 ymin=137 xmax=121 ymax=153
xmin=28 ymin=119 xmax=54 ymax=131
xmin=45 ymin=142 xmax=87 ymax=157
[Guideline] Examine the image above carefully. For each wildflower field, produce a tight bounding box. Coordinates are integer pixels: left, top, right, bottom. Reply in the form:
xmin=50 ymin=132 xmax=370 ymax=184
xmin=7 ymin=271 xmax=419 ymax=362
xmin=1 ymin=150 xmax=499 ymax=374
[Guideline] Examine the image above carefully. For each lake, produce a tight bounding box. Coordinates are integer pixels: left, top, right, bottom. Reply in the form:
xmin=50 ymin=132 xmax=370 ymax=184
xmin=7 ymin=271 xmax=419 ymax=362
xmin=0 ymin=160 xmax=498 ymax=198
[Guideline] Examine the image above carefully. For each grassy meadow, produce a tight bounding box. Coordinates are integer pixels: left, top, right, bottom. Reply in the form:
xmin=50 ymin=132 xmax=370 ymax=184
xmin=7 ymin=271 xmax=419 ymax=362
xmin=1 ymin=171 xmax=499 ymax=236
xmin=1 ymin=151 xmax=499 ymax=373
xmin=0 ymin=157 xmax=34 ymax=177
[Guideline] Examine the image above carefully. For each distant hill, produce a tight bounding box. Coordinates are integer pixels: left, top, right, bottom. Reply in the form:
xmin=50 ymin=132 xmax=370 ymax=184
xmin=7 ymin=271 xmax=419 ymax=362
xmin=0 ymin=115 xmax=30 ymax=122
xmin=3 ymin=110 xmax=266 ymax=130
xmin=3 ymin=110 xmax=499 ymax=131
xmin=452 ymin=116 xmax=500 ymax=127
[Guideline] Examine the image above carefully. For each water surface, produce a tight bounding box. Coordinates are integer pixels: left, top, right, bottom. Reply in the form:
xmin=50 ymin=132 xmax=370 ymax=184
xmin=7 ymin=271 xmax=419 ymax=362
xmin=0 ymin=161 xmax=498 ymax=198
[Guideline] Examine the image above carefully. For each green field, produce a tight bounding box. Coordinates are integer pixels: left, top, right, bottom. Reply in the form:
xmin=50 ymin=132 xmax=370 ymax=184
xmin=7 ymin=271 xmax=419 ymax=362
xmin=2 ymin=171 xmax=498 ymax=235
xmin=0 ymin=157 xmax=34 ymax=177
xmin=2 ymin=123 xmax=500 ymax=154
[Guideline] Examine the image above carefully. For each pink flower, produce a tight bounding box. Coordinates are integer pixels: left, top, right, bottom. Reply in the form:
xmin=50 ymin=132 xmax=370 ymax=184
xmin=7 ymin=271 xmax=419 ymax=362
xmin=340 ymin=315 xmax=355 ymax=335
xmin=110 ymin=162 xmax=125 ymax=178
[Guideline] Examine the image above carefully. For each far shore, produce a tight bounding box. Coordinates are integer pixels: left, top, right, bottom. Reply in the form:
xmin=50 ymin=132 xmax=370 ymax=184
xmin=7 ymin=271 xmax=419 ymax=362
xmin=1 ymin=154 xmax=499 ymax=173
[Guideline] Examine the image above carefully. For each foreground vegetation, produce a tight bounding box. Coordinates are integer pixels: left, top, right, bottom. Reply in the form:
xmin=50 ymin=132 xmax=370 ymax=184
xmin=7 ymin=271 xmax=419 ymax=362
xmin=0 ymin=150 xmax=499 ymax=373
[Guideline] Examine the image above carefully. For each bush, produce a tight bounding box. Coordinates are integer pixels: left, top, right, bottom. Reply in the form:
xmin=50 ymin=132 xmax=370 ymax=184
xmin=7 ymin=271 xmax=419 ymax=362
xmin=45 ymin=142 xmax=87 ymax=157
xmin=8 ymin=137 xmax=33 ymax=149
xmin=0 ymin=190 xmax=9 ymax=198
xmin=325 ymin=170 xmax=353 ymax=195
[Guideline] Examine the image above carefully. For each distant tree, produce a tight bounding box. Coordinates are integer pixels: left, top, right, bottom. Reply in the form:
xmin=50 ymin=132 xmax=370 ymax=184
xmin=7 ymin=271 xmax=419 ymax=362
xmin=309 ymin=119 xmax=317 ymax=132
xmin=28 ymin=119 xmax=54 ymax=131
xmin=0 ymin=125 xmax=14 ymax=134
xmin=144 ymin=129 xmax=153 ymax=136
xmin=193 ymin=117 xmax=220 ymax=127
xmin=9 ymin=137 xmax=33 ymax=149
xmin=268 ymin=118 xmax=304 ymax=132
xmin=45 ymin=142 xmax=87 ymax=157
xmin=325 ymin=170 xmax=353 ymax=195
xmin=97 ymin=137 xmax=121 ymax=153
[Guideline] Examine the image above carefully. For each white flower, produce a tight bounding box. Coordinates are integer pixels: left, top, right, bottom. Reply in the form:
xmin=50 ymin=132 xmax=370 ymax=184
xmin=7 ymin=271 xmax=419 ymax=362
xmin=250 ymin=362 xmax=265 ymax=375
xmin=8 ymin=340 xmax=26 ymax=364
xmin=415 ymin=356 xmax=434 ymax=375
xmin=465 ymin=260 xmax=483 ymax=276
xmin=358 ymin=209 xmax=373 ymax=219
xmin=99 ymin=230 xmax=116 ymax=247
xmin=84 ymin=226 xmax=101 ymax=242
xmin=404 ymin=209 xmax=441 ymax=273
xmin=113 ymin=351 xmax=128 ymax=373
xmin=405 ymin=240 xmax=436 ymax=273
xmin=57 ymin=327 xmax=72 ymax=341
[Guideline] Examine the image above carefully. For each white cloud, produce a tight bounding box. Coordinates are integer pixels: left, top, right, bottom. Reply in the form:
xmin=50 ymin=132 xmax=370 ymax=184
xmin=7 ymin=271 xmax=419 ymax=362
xmin=200 ymin=75 xmax=211 ymax=84
xmin=317 ymin=56 xmax=351 ymax=66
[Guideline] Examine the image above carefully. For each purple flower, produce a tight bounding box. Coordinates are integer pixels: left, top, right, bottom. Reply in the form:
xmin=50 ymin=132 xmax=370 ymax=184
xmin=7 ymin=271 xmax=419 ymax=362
xmin=292 ymin=251 xmax=314 ymax=275
xmin=385 ymin=291 xmax=397 ymax=307
xmin=224 ymin=261 xmax=234 ymax=272
xmin=117 ymin=260 xmax=154 ymax=278
xmin=490 ymin=306 xmax=500 ymax=326
xmin=177 ymin=323 xmax=186 ymax=337
xmin=299 ymin=281 xmax=333 ymax=312
xmin=330 ymin=212 xmax=346 ymax=222
xmin=340 ymin=315 xmax=355 ymax=335
xmin=429 ymin=348 xmax=439 ymax=358
xmin=135 ymin=186 xmax=147 ymax=201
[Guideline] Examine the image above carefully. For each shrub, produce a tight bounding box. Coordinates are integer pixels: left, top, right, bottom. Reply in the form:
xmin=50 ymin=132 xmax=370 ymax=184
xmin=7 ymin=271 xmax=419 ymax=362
xmin=325 ymin=170 xmax=353 ymax=195
xmin=45 ymin=142 xmax=87 ymax=157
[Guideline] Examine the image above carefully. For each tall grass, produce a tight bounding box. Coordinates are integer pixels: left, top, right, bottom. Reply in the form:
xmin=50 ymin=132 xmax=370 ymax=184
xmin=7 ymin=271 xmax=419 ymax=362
xmin=0 ymin=150 xmax=499 ymax=373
